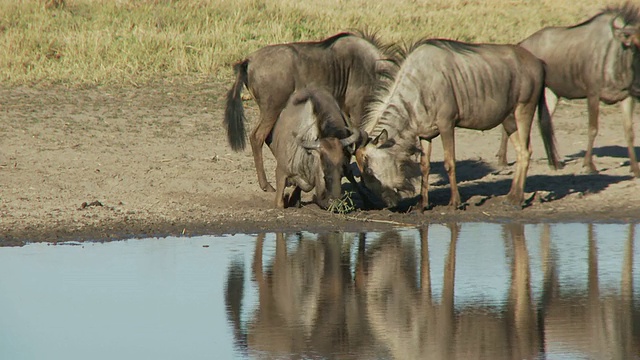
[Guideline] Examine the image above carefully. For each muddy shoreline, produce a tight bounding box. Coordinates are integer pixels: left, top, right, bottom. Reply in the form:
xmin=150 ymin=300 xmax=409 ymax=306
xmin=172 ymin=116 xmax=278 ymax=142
xmin=2 ymin=82 xmax=640 ymax=246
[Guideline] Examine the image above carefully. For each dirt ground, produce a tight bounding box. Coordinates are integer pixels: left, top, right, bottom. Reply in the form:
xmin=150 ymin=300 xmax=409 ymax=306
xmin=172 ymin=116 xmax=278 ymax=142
xmin=2 ymin=80 xmax=640 ymax=245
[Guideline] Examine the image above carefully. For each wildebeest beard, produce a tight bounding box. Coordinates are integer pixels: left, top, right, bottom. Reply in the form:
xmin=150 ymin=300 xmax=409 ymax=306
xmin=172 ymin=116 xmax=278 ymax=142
xmin=365 ymin=156 xmax=418 ymax=208
xmin=631 ymin=48 xmax=640 ymax=97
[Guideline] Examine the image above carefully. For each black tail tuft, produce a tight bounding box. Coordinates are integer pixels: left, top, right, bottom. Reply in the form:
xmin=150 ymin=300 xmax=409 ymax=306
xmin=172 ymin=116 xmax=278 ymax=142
xmin=224 ymin=60 xmax=249 ymax=151
xmin=538 ymin=88 xmax=563 ymax=170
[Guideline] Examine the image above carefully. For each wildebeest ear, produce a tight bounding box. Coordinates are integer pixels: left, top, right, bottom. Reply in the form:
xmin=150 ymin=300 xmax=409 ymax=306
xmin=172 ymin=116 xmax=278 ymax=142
xmin=372 ymin=129 xmax=388 ymax=147
xmin=612 ymin=17 xmax=635 ymax=47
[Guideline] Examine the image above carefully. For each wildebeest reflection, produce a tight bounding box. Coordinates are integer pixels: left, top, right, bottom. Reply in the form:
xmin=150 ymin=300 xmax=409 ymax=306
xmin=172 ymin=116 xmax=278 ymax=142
xmin=225 ymin=232 xmax=371 ymax=358
xmin=363 ymin=225 xmax=540 ymax=359
xmin=224 ymin=225 xmax=639 ymax=359
xmin=541 ymin=224 xmax=638 ymax=359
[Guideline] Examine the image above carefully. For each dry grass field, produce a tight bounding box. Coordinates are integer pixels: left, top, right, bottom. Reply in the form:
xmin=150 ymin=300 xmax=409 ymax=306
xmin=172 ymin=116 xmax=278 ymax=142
xmin=0 ymin=0 xmax=606 ymax=86
xmin=2 ymin=0 xmax=640 ymax=243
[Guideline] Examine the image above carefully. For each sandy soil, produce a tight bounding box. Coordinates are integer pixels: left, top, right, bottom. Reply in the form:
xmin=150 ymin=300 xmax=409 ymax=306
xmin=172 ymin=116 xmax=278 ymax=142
xmin=2 ymin=80 xmax=640 ymax=245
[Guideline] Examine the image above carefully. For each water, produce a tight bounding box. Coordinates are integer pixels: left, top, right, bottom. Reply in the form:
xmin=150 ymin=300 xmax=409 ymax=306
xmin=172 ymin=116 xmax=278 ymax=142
xmin=0 ymin=223 xmax=638 ymax=360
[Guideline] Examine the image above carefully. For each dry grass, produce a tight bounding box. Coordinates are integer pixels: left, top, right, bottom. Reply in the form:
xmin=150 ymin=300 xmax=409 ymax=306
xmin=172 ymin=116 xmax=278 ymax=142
xmin=0 ymin=0 xmax=608 ymax=87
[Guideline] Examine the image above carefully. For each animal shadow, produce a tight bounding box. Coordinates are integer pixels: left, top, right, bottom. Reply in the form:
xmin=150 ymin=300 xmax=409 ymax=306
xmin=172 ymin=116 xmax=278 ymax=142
xmin=392 ymin=173 xmax=632 ymax=211
xmin=430 ymin=159 xmax=496 ymax=186
xmin=565 ymin=146 xmax=640 ymax=161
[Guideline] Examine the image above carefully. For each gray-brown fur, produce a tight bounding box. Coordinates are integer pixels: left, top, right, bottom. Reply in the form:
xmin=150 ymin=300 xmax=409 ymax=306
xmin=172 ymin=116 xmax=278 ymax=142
xmin=268 ymin=87 xmax=360 ymax=209
xmin=496 ymin=2 xmax=640 ymax=176
xmin=356 ymin=39 xmax=558 ymax=210
xmin=224 ymin=31 xmax=396 ymax=192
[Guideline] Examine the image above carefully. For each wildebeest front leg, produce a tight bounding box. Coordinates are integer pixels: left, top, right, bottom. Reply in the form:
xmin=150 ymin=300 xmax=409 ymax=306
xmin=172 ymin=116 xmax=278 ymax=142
xmin=583 ymin=95 xmax=600 ymax=174
xmin=620 ymin=97 xmax=640 ymax=177
xmin=419 ymin=139 xmax=432 ymax=211
xmin=250 ymin=112 xmax=278 ymax=193
xmin=439 ymin=126 xmax=461 ymax=209
xmin=274 ymin=166 xmax=287 ymax=209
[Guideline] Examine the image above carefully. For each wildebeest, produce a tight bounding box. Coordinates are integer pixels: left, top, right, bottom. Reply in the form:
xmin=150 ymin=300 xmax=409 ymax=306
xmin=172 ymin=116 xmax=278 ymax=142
xmin=496 ymin=2 xmax=640 ymax=176
xmin=268 ymin=87 xmax=360 ymax=209
xmin=224 ymin=31 xmax=395 ymax=193
xmin=356 ymin=39 xmax=559 ymax=211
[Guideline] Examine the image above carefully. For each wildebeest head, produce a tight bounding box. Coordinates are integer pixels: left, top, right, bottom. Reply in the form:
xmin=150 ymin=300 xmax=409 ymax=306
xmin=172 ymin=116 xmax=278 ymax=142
xmin=300 ymin=130 xmax=361 ymax=209
xmin=612 ymin=13 xmax=640 ymax=97
xmin=355 ymin=129 xmax=416 ymax=208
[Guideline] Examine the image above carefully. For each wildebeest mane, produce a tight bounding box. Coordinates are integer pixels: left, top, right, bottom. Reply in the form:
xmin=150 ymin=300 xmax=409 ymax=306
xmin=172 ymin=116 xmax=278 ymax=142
xmin=570 ymin=1 xmax=640 ymax=29
xmin=318 ymin=32 xmax=353 ymax=49
xmin=361 ymin=38 xmax=479 ymax=133
xmin=412 ymin=38 xmax=480 ymax=55
xmin=317 ymin=29 xmax=392 ymax=51
xmin=604 ymin=1 xmax=640 ymax=25
xmin=350 ymin=28 xmax=401 ymax=62
xmin=361 ymin=63 xmax=399 ymax=134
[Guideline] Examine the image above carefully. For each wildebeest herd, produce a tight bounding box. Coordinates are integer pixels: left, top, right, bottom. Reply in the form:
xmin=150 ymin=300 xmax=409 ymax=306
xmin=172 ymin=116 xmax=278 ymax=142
xmin=225 ymin=2 xmax=640 ymax=212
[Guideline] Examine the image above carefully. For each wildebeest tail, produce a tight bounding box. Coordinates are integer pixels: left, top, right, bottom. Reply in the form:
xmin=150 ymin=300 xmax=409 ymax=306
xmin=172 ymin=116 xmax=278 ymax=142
xmin=224 ymin=60 xmax=249 ymax=151
xmin=537 ymin=88 xmax=562 ymax=170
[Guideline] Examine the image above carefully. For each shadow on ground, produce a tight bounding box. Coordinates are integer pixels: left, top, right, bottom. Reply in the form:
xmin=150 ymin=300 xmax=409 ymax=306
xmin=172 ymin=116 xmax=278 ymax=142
xmin=411 ymin=173 xmax=633 ymax=209
xmin=565 ymin=145 xmax=640 ymax=160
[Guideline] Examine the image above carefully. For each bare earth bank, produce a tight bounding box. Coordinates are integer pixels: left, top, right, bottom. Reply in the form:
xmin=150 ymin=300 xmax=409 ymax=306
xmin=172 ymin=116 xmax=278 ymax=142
xmin=2 ymin=81 xmax=640 ymax=246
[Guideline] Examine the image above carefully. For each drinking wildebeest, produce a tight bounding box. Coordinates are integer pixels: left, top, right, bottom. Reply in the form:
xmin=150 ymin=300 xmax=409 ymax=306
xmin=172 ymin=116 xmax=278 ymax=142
xmin=356 ymin=39 xmax=559 ymax=211
xmin=268 ymin=87 xmax=361 ymax=209
xmin=224 ymin=31 xmax=395 ymax=193
xmin=496 ymin=2 xmax=640 ymax=176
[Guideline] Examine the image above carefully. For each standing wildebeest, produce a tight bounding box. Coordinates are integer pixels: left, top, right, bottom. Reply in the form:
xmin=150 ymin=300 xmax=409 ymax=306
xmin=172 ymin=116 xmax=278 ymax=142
xmin=268 ymin=87 xmax=360 ymax=209
xmin=496 ymin=2 xmax=640 ymax=176
xmin=224 ymin=31 xmax=394 ymax=192
xmin=356 ymin=39 xmax=559 ymax=211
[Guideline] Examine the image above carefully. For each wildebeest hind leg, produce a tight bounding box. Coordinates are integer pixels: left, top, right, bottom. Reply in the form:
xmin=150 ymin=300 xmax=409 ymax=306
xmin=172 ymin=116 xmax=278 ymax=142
xmin=496 ymin=126 xmax=510 ymax=167
xmin=250 ymin=113 xmax=278 ymax=192
xmin=497 ymin=88 xmax=559 ymax=168
xmin=506 ymin=106 xmax=533 ymax=207
xmin=620 ymin=97 xmax=640 ymax=177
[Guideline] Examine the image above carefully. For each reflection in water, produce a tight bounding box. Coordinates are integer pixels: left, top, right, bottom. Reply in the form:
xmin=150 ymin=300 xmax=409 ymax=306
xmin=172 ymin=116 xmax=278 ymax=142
xmin=226 ymin=224 xmax=639 ymax=359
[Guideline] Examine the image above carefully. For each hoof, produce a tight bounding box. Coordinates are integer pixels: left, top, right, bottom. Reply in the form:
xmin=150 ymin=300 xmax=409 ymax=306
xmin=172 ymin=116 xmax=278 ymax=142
xmin=552 ymin=160 xmax=565 ymax=170
xmin=448 ymin=201 xmax=465 ymax=210
xmin=501 ymin=197 xmax=524 ymax=210
xmin=262 ymin=184 xmax=276 ymax=193
xmin=419 ymin=203 xmax=433 ymax=213
xmin=581 ymin=165 xmax=599 ymax=175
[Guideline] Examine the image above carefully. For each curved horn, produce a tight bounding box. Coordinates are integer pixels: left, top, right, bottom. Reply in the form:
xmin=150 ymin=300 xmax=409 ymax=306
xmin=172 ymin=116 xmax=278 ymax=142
xmin=340 ymin=130 xmax=361 ymax=148
xmin=358 ymin=129 xmax=369 ymax=148
xmin=301 ymin=140 xmax=321 ymax=150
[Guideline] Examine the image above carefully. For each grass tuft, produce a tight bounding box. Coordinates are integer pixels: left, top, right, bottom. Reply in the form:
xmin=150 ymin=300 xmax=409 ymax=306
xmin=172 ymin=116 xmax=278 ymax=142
xmin=327 ymin=191 xmax=356 ymax=214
